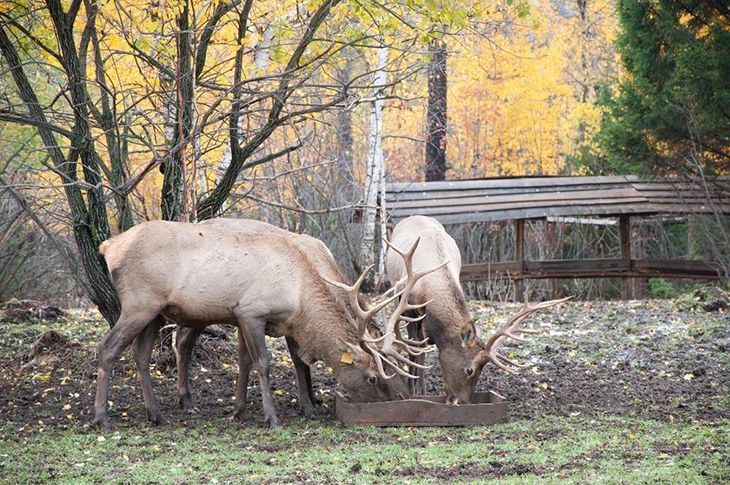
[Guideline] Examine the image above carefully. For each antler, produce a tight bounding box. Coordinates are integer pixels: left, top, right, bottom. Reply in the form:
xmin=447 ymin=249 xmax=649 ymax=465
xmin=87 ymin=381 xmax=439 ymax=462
xmin=482 ymin=295 xmax=572 ymax=373
xmin=362 ymin=238 xmax=449 ymax=378
xmin=324 ymin=237 xmax=448 ymax=379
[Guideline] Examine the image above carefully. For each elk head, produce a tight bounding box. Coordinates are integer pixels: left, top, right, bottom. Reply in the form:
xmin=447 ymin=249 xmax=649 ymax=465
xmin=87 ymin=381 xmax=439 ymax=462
xmin=444 ymin=296 xmax=572 ymax=404
xmin=333 ymin=341 xmax=411 ymax=402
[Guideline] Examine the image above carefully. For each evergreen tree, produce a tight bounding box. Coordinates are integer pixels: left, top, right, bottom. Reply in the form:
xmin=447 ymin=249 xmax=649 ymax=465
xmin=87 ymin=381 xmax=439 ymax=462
xmin=594 ymin=0 xmax=729 ymax=175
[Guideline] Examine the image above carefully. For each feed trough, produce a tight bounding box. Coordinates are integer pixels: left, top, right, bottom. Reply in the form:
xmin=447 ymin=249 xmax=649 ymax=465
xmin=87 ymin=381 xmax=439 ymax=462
xmin=335 ymin=391 xmax=507 ymax=426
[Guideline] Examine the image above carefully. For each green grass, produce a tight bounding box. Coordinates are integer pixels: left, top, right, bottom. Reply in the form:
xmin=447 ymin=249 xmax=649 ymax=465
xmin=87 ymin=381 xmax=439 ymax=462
xmin=1 ymin=415 xmax=727 ymax=483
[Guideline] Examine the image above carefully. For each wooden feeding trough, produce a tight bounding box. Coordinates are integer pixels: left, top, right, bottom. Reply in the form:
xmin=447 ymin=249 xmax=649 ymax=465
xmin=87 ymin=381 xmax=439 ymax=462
xmin=335 ymin=391 xmax=507 ymax=426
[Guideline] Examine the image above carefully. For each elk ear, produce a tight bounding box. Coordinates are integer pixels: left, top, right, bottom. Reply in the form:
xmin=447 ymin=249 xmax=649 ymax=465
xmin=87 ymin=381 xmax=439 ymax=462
xmin=460 ymin=323 xmax=477 ymax=347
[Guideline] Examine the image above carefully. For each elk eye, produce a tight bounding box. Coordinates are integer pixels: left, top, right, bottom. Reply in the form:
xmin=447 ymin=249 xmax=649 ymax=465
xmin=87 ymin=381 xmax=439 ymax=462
xmin=368 ymin=375 xmax=377 ymax=385
xmin=465 ymin=367 xmax=474 ymax=377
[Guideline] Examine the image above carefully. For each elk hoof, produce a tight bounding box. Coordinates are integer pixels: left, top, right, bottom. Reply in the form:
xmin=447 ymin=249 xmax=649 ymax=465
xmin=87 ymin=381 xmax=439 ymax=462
xmin=233 ymin=408 xmax=246 ymax=422
xmin=300 ymin=405 xmax=317 ymax=419
xmin=266 ymin=416 xmax=280 ymax=429
xmin=93 ymin=415 xmax=111 ymax=431
xmin=178 ymin=396 xmax=195 ymax=412
xmin=147 ymin=410 xmax=164 ymax=425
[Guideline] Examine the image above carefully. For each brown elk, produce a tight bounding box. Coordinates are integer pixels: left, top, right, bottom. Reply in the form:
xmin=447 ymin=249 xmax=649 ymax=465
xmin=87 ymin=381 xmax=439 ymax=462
xmin=94 ymin=221 xmax=434 ymax=428
xmin=176 ymin=218 xmax=353 ymax=418
xmin=385 ymin=215 xmax=570 ymax=404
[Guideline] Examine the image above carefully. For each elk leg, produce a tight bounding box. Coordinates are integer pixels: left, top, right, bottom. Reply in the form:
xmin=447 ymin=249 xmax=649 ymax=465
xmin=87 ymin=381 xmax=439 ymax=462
xmin=176 ymin=325 xmax=203 ymax=413
xmin=286 ymin=336 xmax=316 ymax=418
xmin=94 ymin=306 xmax=161 ymax=429
xmin=407 ymin=320 xmax=427 ymax=396
xmin=235 ymin=316 xmax=279 ymax=428
xmin=234 ymin=328 xmax=253 ymax=421
xmin=132 ymin=316 xmax=164 ymax=424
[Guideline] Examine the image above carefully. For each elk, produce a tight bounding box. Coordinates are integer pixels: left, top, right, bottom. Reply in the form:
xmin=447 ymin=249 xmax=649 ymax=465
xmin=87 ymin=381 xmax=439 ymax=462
xmin=94 ymin=221 xmax=432 ymax=428
xmin=385 ymin=215 xmax=570 ymax=404
xmin=176 ymin=218 xmax=352 ymax=418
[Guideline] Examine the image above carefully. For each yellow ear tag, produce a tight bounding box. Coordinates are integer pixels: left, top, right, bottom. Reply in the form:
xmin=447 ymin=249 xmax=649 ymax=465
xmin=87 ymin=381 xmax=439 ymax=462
xmin=340 ymin=352 xmax=354 ymax=364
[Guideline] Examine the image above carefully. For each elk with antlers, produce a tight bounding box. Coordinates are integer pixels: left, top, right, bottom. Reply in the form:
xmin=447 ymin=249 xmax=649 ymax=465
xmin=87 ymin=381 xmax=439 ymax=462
xmin=176 ymin=218 xmax=366 ymax=419
xmin=93 ymin=220 xmax=437 ymax=429
xmin=385 ymin=216 xmax=570 ymax=404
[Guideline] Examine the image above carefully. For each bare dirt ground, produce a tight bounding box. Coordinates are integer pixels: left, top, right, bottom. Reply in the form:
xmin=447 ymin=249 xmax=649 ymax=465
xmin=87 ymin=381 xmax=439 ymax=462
xmin=1 ymin=297 xmax=727 ymax=428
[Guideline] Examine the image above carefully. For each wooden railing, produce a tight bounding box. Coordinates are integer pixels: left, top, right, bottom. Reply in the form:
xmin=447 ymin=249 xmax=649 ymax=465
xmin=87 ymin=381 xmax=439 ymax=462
xmin=459 ymin=215 xmax=721 ymax=300
xmin=461 ymin=258 xmax=720 ymax=281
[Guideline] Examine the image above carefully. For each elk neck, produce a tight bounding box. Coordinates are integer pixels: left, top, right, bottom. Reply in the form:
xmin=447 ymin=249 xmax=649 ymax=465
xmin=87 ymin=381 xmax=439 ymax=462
xmin=288 ymin=264 xmax=361 ymax=371
xmin=417 ymin=273 xmax=472 ymax=347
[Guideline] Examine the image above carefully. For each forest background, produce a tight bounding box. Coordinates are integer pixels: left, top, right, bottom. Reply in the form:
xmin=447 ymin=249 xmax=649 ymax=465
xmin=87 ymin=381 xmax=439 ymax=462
xmin=0 ymin=0 xmax=727 ymax=324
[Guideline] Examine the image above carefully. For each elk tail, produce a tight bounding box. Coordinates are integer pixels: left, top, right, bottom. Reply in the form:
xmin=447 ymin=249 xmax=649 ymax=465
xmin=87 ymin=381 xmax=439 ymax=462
xmin=99 ymin=239 xmax=113 ymax=256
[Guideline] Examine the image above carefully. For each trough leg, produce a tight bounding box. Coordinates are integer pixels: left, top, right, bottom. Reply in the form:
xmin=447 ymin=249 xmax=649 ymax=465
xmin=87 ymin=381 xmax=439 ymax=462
xmin=94 ymin=306 xmax=161 ymax=429
xmin=132 ymin=316 xmax=164 ymax=424
xmin=234 ymin=328 xmax=254 ymax=421
xmin=176 ymin=325 xmax=203 ymax=413
xmin=235 ymin=317 xmax=278 ymax=427
xmin=286 ymin=336 xmax=316 ymax=418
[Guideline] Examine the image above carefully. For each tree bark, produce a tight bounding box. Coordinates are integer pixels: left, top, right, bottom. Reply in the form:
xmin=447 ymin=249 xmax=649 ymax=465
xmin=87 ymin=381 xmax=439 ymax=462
xmin=425 ymin=39 xmax=448 ymax=182
xmin=358 ymin=46 xmax=388 ymax=290
xmin=85 ymin=0 xmax=134 ymax=232
xmin=161 ymin=2 xmax=193 ymax=222
xmin=0 ymin=14 xmax=120 ymax=326
xmin=334 ymin=48 xmax=355 ymax=204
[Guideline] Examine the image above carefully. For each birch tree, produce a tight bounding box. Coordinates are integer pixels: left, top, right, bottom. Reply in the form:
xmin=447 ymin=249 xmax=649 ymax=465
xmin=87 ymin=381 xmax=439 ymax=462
xmin=358 ymin=44 xmax=389 ymax=290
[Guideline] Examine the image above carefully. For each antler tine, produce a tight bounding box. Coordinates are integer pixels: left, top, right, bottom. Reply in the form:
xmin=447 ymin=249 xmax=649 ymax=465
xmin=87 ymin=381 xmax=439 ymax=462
xmin=370 ymin=344 xmax=422 ymax=379
xmin=393 ymin=340 xmax=433 ymax=358
xmin=323 ymin=266 xmax=406 ymax=338
xmin=366 ymin=344 xmax=397 ymax=380
xmin=399 ymin=313 xmax=428 ymax=323
xmin=483 ymin=295 xmax=572 ymax=372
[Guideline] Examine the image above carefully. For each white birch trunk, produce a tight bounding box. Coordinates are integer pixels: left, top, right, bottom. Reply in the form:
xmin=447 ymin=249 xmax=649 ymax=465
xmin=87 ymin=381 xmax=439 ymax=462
xmin=358 ymin=46 xmax=389 ymax=287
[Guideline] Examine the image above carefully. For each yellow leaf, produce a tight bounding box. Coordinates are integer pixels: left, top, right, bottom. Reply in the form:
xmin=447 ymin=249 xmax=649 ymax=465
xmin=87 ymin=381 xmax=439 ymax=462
xmin=683 ymin=373 xmax=694 ymax=381
xmin=627 ymin=434 xmax=636 ymax=440
xmin=274 ymin=389 xmax=284 ymax=395
xmin=340 ymin=352 xmax=354 ymax=365
xmin=62 ymin=404 xmax=71 ymax=410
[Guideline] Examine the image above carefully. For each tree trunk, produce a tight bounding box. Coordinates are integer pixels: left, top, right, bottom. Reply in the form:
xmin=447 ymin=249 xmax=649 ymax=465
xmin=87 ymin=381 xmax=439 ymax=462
xmin=161 ymin=2 xmax=193 ymax=222
xmin=0 ymin=14 xmax=121 ymax=326
xmin=358 ymin=46 xmax=388 ymax=290
xmin=85 ymin=0 xmax=134 ymax=232
xmin=426 ymin=39 xmax=447 ymax=182
xmin=335 ymin=48 xmax=355 ymax=204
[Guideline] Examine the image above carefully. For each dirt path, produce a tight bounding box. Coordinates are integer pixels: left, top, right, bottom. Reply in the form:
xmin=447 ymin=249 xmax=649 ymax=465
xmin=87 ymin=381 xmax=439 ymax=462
xmin=0 ymin=300 xmax=727 ymax=429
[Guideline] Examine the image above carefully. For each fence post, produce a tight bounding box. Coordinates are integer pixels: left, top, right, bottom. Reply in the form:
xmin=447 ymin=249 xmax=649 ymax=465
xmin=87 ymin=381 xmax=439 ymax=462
xmin=546 ymin=220 xmax=560 ymax=298
xmin=620 ymin=215 xmax=632 ymax=300
xmin=515 ymin=219 xmax=525 ymax=301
